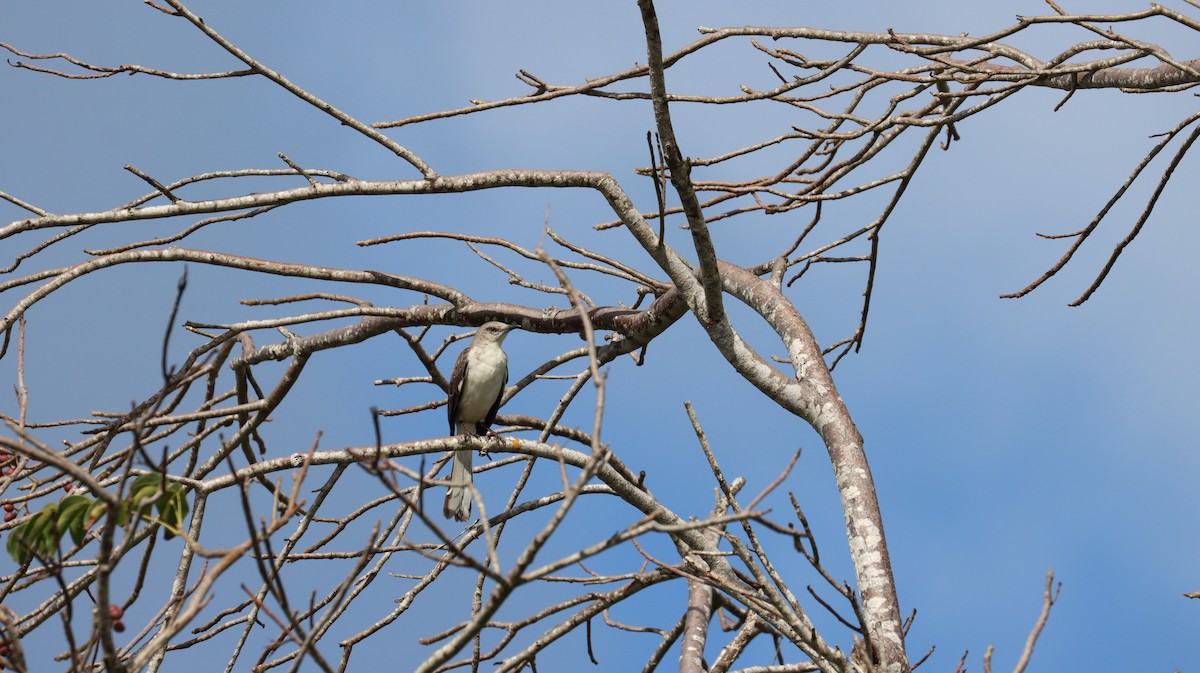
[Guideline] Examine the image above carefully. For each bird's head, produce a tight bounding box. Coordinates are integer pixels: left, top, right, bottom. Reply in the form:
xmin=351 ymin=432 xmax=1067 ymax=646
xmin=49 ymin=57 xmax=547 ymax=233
xmin=473 ymin=321 xmax=515 ymax=345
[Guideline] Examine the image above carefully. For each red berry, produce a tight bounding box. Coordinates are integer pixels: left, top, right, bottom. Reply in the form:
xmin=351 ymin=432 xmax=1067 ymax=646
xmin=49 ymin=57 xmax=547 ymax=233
xmin=3 ymin=511 xmax=15 ymax=523
xmin=3 ymin=503 xmax=14 ymax=512
xmin=112 ymin=621 xmax=125 ymax=633
xmin=108 ymin=605 xmax=124 ymax=620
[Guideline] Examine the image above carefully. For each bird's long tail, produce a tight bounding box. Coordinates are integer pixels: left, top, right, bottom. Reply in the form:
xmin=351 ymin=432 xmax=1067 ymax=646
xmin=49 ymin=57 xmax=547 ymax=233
xmin=443 ymin=448 xmax=474 ymax=522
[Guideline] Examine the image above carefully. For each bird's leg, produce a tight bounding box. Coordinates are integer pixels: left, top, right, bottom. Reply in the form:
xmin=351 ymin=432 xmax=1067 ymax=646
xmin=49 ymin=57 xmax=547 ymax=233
xmin=477 ymin=428 xmax=504 ymax=458
xmin=458 ymin=430 xmax=491 ymax=457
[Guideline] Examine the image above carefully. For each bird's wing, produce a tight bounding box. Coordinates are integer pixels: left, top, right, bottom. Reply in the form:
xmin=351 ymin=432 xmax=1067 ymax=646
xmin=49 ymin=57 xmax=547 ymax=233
xmin=447 ymin=347 xmax=471 ymax=436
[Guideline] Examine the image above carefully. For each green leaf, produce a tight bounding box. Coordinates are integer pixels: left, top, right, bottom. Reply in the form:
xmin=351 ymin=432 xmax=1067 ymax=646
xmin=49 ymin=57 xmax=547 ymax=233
xmin=7 ymin=519 xmax=31 ymax=564
xmin=27 ymin=504 xmax=58 ymax=540
xmin=57 ymin=495 xmax=92 ymax=547
xmin=22 ymin=505 xmax=60 ymax=560
xmin=4 ymin=475 xmax=195 ymax=563
xmin=36 ymin=525 xmax=58 ymax=558
xmin=131 ymin=486 xmax=161 ymax=509
xmin=57 ymin=495 xmax=90 ymax=528
xmin=152 ymin=484 xmax=189 ymax=540
xmin=173 ymin=489 xmax=189 ymax=525
xmin=130 ymin=473 xmax=164 ymax=493
xmin=86 ymin=499 xmax=108 ymax=528
xmin=120 ymin=474 xmax=190 ymax=540
xmin=130 ymin=473 xmax=166 ymax=511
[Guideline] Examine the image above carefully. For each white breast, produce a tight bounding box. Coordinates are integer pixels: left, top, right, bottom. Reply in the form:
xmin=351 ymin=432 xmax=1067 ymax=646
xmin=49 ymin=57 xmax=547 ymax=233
xmin=456 ymin=346 xmax=507 ymax=425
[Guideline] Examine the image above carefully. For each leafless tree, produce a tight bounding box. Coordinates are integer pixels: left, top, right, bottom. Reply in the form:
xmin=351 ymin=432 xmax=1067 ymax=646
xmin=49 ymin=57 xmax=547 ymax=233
xmin=0 ymin=1 xmax=1194 ymax=672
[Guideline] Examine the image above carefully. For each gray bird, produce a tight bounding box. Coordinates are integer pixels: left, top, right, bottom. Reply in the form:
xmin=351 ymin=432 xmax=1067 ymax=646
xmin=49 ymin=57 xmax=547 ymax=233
xmin=443 ymin=322 xmax=514 ymax=521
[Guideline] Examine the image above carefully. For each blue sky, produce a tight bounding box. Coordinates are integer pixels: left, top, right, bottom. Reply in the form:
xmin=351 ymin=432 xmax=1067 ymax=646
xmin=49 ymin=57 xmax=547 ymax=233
xmin=1 ymin=1 xmax=1197 ymax=671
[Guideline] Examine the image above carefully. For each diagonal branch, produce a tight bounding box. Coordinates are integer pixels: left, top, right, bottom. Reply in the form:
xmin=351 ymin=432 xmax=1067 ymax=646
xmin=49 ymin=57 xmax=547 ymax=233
xmin=160 ymin=0 xmax=436 ymax=178
xmin=636 ymin=0 xmax=724 ymax=327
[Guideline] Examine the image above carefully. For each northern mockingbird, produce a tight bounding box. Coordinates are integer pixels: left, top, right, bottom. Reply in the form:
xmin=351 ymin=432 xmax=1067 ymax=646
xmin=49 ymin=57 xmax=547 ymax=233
xmin=443 ymin=321 xmax=514 ymax=521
